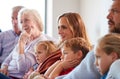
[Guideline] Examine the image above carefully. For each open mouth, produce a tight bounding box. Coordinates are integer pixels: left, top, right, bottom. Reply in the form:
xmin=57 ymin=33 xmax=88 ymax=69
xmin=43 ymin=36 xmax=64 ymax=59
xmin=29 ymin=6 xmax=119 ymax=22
xmin=108 ymin=20 xmax=114 ymax=26
xmin=23 ymin=27 xmax=31 ymax=33
xmin=60 ymin=35 xmax=65 ymax=39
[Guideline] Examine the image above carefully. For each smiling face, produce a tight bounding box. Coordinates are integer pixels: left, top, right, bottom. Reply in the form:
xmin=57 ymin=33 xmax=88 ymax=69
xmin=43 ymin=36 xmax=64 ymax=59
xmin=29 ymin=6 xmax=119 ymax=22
xmin=58 ymin=17 xmax=73 ymax=42
xmin=20 ymin=12 xmax=40 ymax=38
xmin=107 ymin=0 xmax=120 ymax=33
xmin=21 ymin=14 xmax=33 ymax=33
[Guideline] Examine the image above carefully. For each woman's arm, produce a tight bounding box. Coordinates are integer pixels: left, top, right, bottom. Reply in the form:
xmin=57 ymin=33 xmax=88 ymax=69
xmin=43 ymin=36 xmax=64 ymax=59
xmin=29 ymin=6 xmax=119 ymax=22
xmin=16 ymin=52 xmax=36 ymax=73
xmin=23 ymin=67 xmax=34 ymax=79
xmin=16 ymin=31 xmax=36 ymax=73
xmin=0 ymin=48 xmax=14 ymax=75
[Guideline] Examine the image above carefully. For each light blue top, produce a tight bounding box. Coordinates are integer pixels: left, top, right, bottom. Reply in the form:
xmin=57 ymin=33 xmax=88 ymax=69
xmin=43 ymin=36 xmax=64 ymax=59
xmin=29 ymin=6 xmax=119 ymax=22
xmin=101 ymin=73 xmax=108 ymax=79
xmin=0 ymin=30 xmax=19 ymax=63
xmin=56 ymin=50 xmax=101 ymax=79
xmin=106 ymin=59 xmax=120 ymax=79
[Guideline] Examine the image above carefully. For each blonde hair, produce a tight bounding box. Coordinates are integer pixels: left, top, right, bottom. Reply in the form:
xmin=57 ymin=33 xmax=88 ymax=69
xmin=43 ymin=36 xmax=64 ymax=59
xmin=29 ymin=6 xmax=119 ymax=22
xmin=18 ymin=8 xmax=43 ymax=31
xmin=62 ymin=37 xmax=90 ymax=59
xmin=96 ymin=33 xmax=120 ymax=57
xmin=35 ymin=41 xmax=57 ymax=56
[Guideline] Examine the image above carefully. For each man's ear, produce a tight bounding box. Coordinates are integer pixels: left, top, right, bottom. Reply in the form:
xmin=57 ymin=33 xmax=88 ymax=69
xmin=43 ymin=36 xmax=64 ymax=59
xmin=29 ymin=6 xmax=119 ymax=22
xmin=76 ymin=50 xmax=83 ymax=59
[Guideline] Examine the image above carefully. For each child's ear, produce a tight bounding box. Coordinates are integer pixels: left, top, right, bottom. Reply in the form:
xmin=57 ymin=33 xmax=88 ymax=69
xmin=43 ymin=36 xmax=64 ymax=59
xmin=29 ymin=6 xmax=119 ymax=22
xmin=76 ymin=50 xmax=83 ymax=59
xmin=111 ymin=52 xmax=118 ymax=61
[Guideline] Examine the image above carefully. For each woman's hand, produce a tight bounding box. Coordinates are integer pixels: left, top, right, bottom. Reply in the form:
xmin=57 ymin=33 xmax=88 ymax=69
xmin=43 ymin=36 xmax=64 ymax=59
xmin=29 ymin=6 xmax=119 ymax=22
xmin=0 ymin=65 xmax=8 ymax=76
xmin=19 ymin=31 xmax=31 ymax=44
xmin=18 ymin=31 xmax=31 ymax=54
xmin=23 ymin=68 xmax=34 ymax=79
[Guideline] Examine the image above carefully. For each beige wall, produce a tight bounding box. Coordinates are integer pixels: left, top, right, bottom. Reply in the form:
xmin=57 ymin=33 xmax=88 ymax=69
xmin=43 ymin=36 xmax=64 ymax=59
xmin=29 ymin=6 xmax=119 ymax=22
xmin=46 ymin=0 xmax=112 ymax=44
xmin=79 ymin=0 xmax=112 ymax=44
xmin=53 ymin=0 xmax=80 ymax=38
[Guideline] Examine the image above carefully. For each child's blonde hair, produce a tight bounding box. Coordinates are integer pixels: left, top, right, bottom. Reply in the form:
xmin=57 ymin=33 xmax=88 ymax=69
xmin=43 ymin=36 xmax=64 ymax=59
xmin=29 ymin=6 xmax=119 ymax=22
xmin=96 ymin=33 xmax=120 ymax=57
xmin=35 ymin=41 xmax=57 ymax=56
xmin=62 ymin=37 xmax=90 ymax=59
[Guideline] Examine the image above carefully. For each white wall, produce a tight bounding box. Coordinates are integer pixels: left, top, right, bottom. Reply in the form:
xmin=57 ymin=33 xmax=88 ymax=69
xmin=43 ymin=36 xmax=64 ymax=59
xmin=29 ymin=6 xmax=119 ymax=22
xmin=0 ymin=0 xmax=45 ymax=32
xmin=47 ymin=0 xmax=80 ymax=39
xmin=47 ymin=0 xmax=112 ymax=44
xmin=79 ymin=0 xmax=112 ymax=44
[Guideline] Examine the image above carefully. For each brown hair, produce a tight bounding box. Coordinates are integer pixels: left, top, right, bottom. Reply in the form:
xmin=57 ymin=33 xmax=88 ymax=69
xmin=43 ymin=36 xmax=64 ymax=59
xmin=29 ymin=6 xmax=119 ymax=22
xmin=58 ymin=12 xmax=91 ymax=49
xmin=62 ymin=37 xmax=90 ymax=59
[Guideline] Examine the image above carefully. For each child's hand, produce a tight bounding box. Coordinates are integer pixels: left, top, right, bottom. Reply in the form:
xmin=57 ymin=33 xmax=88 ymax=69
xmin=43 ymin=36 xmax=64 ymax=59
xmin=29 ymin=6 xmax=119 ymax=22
xmin=23 ymin=67 xmax=34 ymax=79
xmin=61 ymin=59 xmax=80 ymax=69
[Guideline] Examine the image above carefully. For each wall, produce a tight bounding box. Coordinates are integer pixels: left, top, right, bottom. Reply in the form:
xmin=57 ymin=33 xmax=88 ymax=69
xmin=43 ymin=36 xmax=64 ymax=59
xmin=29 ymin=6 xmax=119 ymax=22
xmin=47 ymin=0 xmax=112 ymax=44
xmin=79 ymin=0 xmax=112 ymax=44
xmin=47 ymin=0 xmax=80 ymax=38
xmin=0 ymin=0 xmax=45 ymax=32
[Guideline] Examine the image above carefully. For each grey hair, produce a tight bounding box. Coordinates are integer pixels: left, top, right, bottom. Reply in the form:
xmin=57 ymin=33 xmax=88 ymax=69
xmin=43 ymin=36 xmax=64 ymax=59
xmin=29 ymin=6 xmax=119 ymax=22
xmin=17 ymin=8 xmax=43 ymax=31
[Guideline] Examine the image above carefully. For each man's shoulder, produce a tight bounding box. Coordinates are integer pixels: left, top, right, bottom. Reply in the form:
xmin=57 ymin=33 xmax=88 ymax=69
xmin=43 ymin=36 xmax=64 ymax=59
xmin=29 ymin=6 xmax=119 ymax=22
xmin=0 ymin=30 xmax=13 ymax=36
xmin=0 ymin=30 xmax=14 ymax=40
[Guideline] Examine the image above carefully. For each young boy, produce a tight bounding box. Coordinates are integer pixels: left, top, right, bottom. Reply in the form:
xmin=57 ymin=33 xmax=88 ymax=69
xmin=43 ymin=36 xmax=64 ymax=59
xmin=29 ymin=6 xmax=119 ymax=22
xmin=94 ymin=33 xmax=120 ymax=79
xmin=44 ymin=37 xmax=90 ymax=79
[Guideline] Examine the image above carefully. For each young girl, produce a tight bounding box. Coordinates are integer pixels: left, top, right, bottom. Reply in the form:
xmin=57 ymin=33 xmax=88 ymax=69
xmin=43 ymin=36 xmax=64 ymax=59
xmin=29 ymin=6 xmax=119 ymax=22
xmin=30 ymin=37 xmax=90 ymax=79
xmin=23 ymin=40 xmax=57 ymax=79
xmin=94 ymin=33 xmax=120 ymax=79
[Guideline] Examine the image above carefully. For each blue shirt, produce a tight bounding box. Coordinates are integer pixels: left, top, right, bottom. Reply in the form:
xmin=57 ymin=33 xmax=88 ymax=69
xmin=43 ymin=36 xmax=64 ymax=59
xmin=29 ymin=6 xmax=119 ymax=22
xmin=0 ymin=73 xmax=10 ymax=79
xmin=0 ymin=30 xmax=19 ymax=64
xmin=101 ymin=73 xmax=108 ymax=79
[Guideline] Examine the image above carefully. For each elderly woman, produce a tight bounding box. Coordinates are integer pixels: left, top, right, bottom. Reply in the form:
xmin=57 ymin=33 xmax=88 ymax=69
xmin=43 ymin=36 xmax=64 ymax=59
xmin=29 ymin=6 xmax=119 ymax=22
xmin=0 ymin=9 xmax=53 ymax=79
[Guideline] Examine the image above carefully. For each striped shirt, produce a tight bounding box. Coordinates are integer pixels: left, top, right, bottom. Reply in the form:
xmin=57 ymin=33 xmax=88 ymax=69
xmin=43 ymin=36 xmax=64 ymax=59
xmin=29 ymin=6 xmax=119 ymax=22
xmin=0 ymin=30 xmax=19 ymax=64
